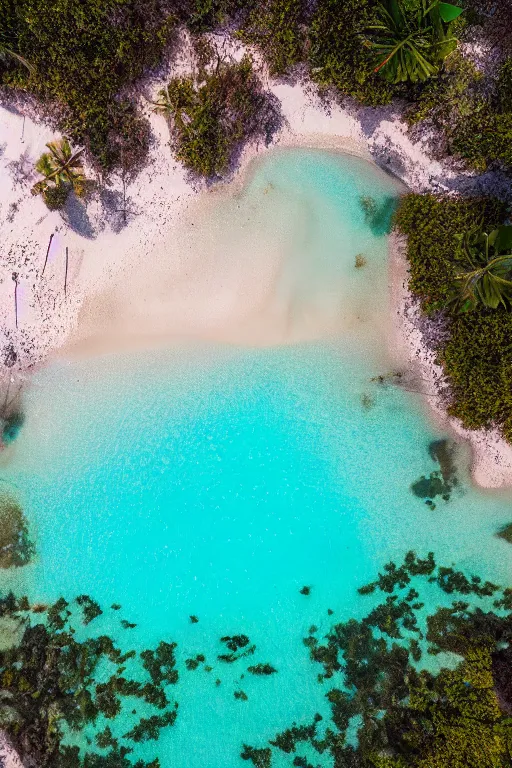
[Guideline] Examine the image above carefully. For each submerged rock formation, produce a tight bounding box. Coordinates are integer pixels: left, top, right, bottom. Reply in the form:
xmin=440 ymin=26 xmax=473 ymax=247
xmin=0 ymin=493 xmax=33 ymax=569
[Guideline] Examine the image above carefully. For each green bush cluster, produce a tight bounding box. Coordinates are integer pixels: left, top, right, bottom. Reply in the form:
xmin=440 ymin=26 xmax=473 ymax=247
xmin=394 ymin=193 xmax=506 ymax=312
xmin=395 ymin=193 xmax=512 ymax=440
xmin=441 ymin=311 xmax=512 ymax=439
xmin=239 ymin=0 xmax=307 ymax=76
xmin=0 ymin=0 xmax=178 ymax=171
xmin=157 ymin=57 xmax=280 ymax=176
xmin=405 ymin=50 xmax=483 ymax=129
xmin=309 ymin=0 xmax=395 ymax=105
xmin=0 ymin=0 xmax=484 ymax=174
xmin=408 ymin=54 xmax=512 ymax=172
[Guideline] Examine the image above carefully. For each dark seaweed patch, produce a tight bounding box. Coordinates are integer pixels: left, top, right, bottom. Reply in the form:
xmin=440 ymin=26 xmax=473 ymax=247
xmin=411 ymin=438 xmax=460 ymax=503
xmin=218 ymin=635 xmax=256 ymax=663
xmin=0 ymin=494 xmax=34 ymax=568
xmin=359 ymin=195 xmax=398 ymax=236
xmin=2 ymin=412 xmax=24 ymax=444
xmin=247 ymin=663 xmax=277 ymax=676
xmin=497 ymin=523 xmax=512 ymax=543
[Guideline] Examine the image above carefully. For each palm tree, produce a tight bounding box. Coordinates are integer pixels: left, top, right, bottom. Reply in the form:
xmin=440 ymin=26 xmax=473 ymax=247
xmin=31 ymin=138 xmax=86 ymax=198
xmin=367 ymin=0 xmax=463 ymax=84
xmin=450 ymin=225 xmax=512 ymax=312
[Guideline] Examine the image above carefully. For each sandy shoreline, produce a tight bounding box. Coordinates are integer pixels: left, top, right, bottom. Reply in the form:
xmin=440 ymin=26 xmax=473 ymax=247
xmin=1 ymin=33 xmax=511 ymax=489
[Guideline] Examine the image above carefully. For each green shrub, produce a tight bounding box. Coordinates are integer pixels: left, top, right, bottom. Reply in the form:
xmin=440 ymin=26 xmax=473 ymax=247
xmin=496 ymin=56 xmax=512 ymax=112
xmin=440 ymin=310 xmax=512 ymax=437
xmin=308 ymin=0 xmax=395 ymax=105
xmin=239 ymin=0 xmax=307 ymax=76
xmin=448 ymin=57 xmax=512 ymax=171
xmin=156 ymin=57 xmax=280 ymax=176
xmin=394 ymin=194 xmax=505 ymax=312
xmin=187 ymin=0 xmax=248 ymax=32
xmin=395 ymin=193 xmax=512 ymax=440
xmin=41 ymin=184 xmax=70 ymax=210
xmin=0 ymin=0 xmax=178 ymax=171
xmin=406 ymin=50 xmax=483 ymax=128
xmin=450 ymin=110 xmax=512 ymax=171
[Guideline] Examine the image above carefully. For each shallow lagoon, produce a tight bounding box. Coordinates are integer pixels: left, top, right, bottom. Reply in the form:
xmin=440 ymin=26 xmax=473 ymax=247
xmin=1 ymin=150 xmax=512 ymax=766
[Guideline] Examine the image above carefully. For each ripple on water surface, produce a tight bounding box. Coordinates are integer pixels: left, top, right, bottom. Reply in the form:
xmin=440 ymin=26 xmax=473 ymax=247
xmin=1 ymin=150 xmax=511 ymax=767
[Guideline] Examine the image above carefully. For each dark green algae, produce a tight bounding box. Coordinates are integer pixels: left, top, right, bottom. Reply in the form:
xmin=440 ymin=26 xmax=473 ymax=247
xmin=0 ymin=492 xmax=34 ymax=569
xmin=242 ymin=552 xmax=512 ymax=768
xmin=411 ymin=437 xmax=461 ymax=506
xmin=2 ymin=549 xmax=512 ymax=768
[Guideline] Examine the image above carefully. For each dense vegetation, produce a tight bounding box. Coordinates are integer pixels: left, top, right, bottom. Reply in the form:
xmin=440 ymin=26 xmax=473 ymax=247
xmin=0 ymin=0 xmax=184 ymax=172
xmin=154 ymin=57 xmax=280 ymax=176
xmin=3 ymin=0 xmax=500 ymax=178
xmin=395 ymin=195 xmax=512 ymax=441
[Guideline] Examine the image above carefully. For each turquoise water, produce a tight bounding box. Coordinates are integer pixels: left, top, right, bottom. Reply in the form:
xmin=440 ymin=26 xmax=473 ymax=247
xmin=1 ymin=150 xmax=512 ymax=766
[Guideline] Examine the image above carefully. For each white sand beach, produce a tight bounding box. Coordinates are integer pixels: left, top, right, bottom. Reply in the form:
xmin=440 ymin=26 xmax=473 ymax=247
xmin=1 ymin=32 xmax=511 ymax=488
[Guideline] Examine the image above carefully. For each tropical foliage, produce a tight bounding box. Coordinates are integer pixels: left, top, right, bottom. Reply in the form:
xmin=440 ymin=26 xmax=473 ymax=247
xmin=239 ymin=0 xmax=307 ymax=75
xmin=309 ymin=0 xmax=395 ymax=105
xmin=450 ymin=225 xmax=512 ymax=312
xmin=154 ymin=57 xmax=280 ymax=176
xmin=395 ymin=194 xmax=512 ymax=441
xmin=367 ymin=0 xmax=463 ymax=84
xmin=31 ymin=138 xmax=87 ymax=208
xmin=0 ymin=0 xmax=177 ymax=171
xmin=450 ymin=56 xmax=512 ymax=171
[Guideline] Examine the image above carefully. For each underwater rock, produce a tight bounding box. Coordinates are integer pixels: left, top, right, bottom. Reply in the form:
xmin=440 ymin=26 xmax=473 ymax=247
xmin=240 ymin=745 xmax=272 ymax=767
xmin=247 ymin=664 xmax=277 ymax=676
xmin=299 ymin=586 xmax=311 ymax=596
xmin=218 ymin=635 xmax=256 ymax=663
xmin=221 ymin=635 xmax=250 ymax=652
xmin=360 ymin=393 xmax=373 ymax=410
xmin=0 ymin=493 xmax=34 ymax=568
xmin=411 ymin=438 xmax=459 ymax=503
xmin=124 ymin=710 xmax=177 ymax=742
xmin=2 ymin=413 xmax=24 ymax=445
xmin=185 ymin=654 xmax=205 ymax=671
xmin=190 ymin=615 xmax=199 ymax=623
xmin=234 ymin=690 xmax=248 ymax=701
xmin=429 ymin=439 xmax=458 ymax=486
xmin=497 ymin=523 xmax=512 ymax=544
xmin=355 ymin=253 xmax=367 ymax=269
xmin=76 ymin=595 xmax=103 ymax=624
xmin=371 ymin=371 xmax=404 ymax=387
xmin=141 ymin=641 xmax=179 ymax=685
xmin=359 ymin=194 xmax=397 ymax=236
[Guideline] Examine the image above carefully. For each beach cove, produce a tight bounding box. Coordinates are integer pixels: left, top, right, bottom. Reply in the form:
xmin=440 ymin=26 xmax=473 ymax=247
xmin=0 ymin=148 xmax=511 ymax=766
